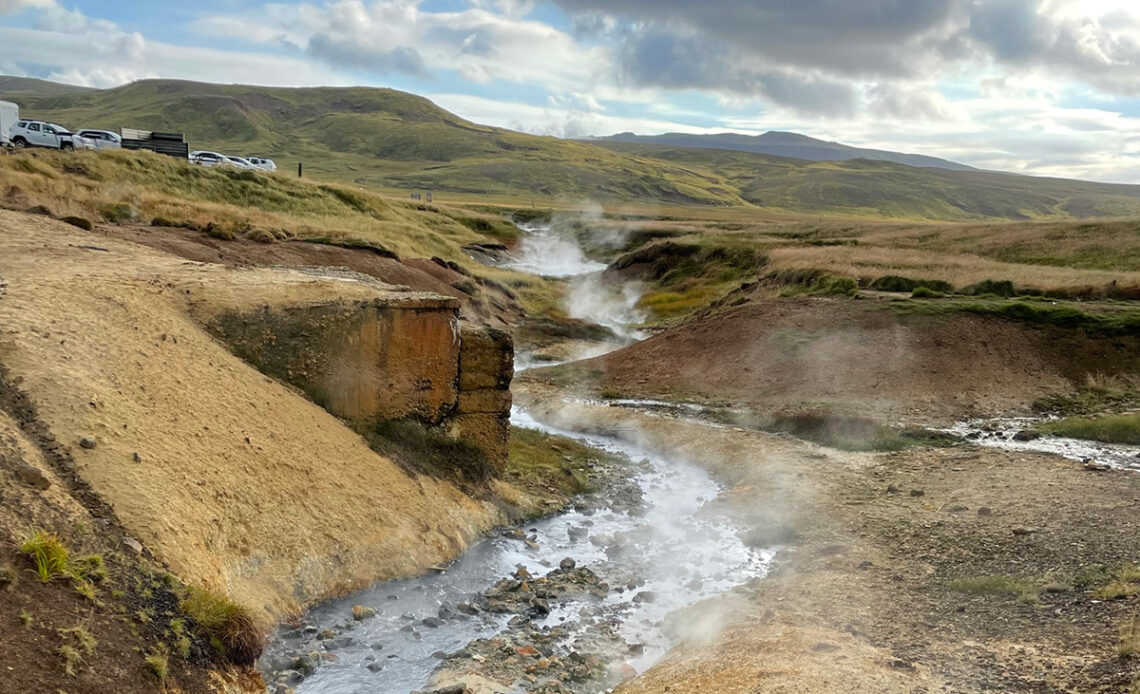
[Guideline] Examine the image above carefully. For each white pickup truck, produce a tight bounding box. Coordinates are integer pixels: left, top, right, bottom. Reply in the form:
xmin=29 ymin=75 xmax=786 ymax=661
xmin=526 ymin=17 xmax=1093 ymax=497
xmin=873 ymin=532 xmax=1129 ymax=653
xmin=9 ymin=119 xmax=96 ymax=151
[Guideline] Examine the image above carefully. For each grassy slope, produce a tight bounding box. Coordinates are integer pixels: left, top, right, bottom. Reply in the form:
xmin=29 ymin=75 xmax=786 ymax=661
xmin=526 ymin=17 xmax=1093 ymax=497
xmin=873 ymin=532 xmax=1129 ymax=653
xmin=596 ymin=142 xmax=1140 ymax=220
xmin=6 ymin=76 xmax=1140 ymax=220
xmin=0 ymin=148 xmax=568 ymax=316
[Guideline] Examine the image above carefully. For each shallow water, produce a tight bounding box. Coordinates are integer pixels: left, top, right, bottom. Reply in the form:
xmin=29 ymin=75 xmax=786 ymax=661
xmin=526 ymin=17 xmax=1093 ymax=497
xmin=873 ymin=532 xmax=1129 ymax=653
xmin=944 ymin=417 xmax=1140 ymax=471
xmin=290 ymin=406 xmax=772 ymax=694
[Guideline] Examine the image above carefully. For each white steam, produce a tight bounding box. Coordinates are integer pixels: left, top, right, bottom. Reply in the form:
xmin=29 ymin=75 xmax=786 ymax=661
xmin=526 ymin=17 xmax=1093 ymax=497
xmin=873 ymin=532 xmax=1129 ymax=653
xmin=505 ymin=223 xmax=605 ymax=278
xmin=506 ymin=209 xmax=645 ymax=344
xmin=567 ymin=274 xmax=646 ymax=341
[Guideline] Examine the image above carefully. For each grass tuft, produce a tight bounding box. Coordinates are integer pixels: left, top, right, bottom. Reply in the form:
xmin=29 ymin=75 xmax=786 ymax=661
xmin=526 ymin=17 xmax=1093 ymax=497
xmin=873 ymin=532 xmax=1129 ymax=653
xmin=948 ymin=575 xmax=1040 ymax=603
xmin=145 ymin=654 xmax=168 ymax=679
xmin=180 ymin=587 xmax=265 ymax=665
xmin=20 ymin=531 xmax=71 ymax=583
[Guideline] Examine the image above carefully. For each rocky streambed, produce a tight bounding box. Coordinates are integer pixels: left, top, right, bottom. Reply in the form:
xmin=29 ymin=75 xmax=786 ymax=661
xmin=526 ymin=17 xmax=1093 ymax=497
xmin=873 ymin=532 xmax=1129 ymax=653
xmin=260 ymin=406 xmax=773 ymax=694
xmin=944 ymin=417 xmax=1140 ymax=471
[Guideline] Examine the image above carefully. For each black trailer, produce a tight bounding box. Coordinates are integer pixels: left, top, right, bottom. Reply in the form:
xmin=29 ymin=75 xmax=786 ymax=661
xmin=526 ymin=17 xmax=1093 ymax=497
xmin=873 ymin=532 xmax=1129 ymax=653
xmin=119 ymin=128 xmax=189 ymax=158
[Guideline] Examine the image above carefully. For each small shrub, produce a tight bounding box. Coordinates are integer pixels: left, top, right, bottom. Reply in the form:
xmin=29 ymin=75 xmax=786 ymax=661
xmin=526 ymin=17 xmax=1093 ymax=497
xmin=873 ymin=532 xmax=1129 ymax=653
xmin=60 ymin=216 xmax=93 ymax=231
xmin=245 ymin=227 xmax=276 ymax=244
xmin=824 ymin=276 xmax=858 ymax=296
xmin=204 ymin=222 xmax=235 ymax=241
xmin=181 ymin=587 xmax=265 ymax=665
xmin=20 ymin=531 xmax=71 ymax=582
xmin=911 ymin=286 xmax=943 ymax=298
xmin=145 ymin=654 xmax=168 ymax=679
xmin=963 ymin=279 xmax=1017 ymax=297
xmin=97 ymin=202 xmax=137 ymax=223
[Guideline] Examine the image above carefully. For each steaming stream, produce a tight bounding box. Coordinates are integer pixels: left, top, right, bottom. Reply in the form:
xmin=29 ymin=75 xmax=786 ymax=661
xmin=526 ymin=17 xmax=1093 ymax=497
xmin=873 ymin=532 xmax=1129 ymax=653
xmin=286 ymin=409 xmax=771 ymax=694
xmin=272 ymin=219 xmax=771 ymax=693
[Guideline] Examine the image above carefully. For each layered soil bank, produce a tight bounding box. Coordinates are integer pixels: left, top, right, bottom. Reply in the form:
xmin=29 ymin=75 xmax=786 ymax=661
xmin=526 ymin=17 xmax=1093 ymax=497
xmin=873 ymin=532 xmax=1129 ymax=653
xmin=517 ymin=385 xmax=1140 ymax=693
xmin=0 ymin=210 xmax=519 ymax=620
xmin=547 ymin=298 xmax=1140 ymax=422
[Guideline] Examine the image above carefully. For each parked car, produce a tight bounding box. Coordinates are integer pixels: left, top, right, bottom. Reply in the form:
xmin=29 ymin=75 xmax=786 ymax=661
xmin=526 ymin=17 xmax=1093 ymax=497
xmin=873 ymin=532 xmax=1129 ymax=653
xmin=224 ymin=155 xmax=255 ymax=169
xmin=245 ymin=156 xmax=277 ymax=172
xmin=74 ymin=129 xmax=122 ymax=150
xmin=9 ymin=120 xmax=96 ymax=151
xmin=189 ymin=150 xmax=228 ymax=167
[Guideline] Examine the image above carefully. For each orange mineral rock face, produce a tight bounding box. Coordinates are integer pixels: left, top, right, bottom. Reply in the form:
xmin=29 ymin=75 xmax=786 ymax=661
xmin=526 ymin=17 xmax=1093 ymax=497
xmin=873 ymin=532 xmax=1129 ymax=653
xmin=206 ymin=296 xmax=514 ymax=469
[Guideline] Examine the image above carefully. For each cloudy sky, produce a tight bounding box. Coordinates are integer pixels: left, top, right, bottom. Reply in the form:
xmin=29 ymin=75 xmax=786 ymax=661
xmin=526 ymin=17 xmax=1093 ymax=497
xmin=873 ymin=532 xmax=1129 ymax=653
xmin=2 ymin=0 xmax=1140 ymax=182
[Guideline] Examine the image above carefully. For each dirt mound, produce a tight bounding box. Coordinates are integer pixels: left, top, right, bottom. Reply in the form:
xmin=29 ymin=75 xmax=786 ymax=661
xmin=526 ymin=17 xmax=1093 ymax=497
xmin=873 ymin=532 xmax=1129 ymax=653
xmin=559 ymin=298 xmax=1140 ymax=421
xmin=0 ymin=209 xmax=516 ymax=619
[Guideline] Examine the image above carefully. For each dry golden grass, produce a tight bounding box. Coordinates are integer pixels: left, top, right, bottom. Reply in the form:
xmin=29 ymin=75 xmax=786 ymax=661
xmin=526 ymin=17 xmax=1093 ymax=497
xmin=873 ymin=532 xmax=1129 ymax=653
xmin=767 ymin=245 xmax=1140 ymax=294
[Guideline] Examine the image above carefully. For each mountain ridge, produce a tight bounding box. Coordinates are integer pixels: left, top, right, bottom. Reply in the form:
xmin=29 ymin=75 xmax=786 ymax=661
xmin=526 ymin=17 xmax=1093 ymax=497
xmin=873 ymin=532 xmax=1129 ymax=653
xmin=596 ymin=130 xmax=975 ymax=171
xmin=3 ymin=76 xmax=1140 ymax=220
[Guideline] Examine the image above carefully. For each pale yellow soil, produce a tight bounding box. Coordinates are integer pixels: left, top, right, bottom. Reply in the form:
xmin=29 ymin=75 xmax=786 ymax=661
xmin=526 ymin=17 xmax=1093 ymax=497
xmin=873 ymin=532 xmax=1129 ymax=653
xmin=517 ymin=384 xmax=1140 ymax=693
xmin=0 ymin=209 xmax=513 ymax=617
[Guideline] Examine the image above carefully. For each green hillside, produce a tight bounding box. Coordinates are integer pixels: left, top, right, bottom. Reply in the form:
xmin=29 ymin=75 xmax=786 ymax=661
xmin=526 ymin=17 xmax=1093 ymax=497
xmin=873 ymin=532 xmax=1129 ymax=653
xmin=5 ymin=76 xmax=1140 ymax=220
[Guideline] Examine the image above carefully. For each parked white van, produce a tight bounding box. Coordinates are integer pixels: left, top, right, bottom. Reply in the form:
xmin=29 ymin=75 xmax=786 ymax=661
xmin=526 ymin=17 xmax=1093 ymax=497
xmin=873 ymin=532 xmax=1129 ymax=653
xmin=0 ymin=101 xmax=18 ymax=147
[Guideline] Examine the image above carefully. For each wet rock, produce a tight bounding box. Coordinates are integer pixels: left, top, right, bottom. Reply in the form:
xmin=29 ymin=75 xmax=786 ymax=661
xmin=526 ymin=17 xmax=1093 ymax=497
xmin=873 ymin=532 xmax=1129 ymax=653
xmin=293 ymin=652 xmax=319 ymax=676
xmin=324 ymin=636 xmax=354 ymax=650
xmin=1012 ymin=430 xmax=1040 ymax=442
xmin=277 ymin=670 xmax=305 ymax=686
xmin=977 ymin=507 xmax=993 ymax=517
xmin=123 ymin=537 xmax=143 ymax=553
xmin=567 ymin=526 xmax=589 ymax=541
xmin=1011 ymin=526 xmax=1037 ymax=536
xmin=514 ymin=566 xmax=533 ymax=580
xmin=366 ymin=662 xmax=384 ymax=673
xmin=910 ymin=489 xmax=925 ymax=497
xmin=352 ymin=605 xmax=377 ymax=620
xmin=1084 ymin=459 xmax=1111 ymax=472
xmin=438 ymin=604 xmax=459 ymax=620
xmin=632 ymin=591 xmax=657 ymax=604
xmin=456 ymin=601 xmax=481 ymax=615
xmin=370 ymin=642 xmax=385 ymax=651
xmin=399 ymin=624 xmax=416 ymax=633
xmin=422 ymin=617 xmax=444 ymax=628
xmin=273 ymin=685 xmax=295 ymax=694
xmin=559 ymin=557 xmax=577 ymax=571
xmin=318 ymin=629 xmax=336 ymax=640
xmin=886 ymin=485 xmax=900 ymax=494
xmin=428 ymin=685 xmax=468 ymax=694
xmin=79 ymin=436 xmax=97 ymax=449
xmin=947 ymin=505 xmax=968 ymax=513
xmin=14 ymin=463 xmax=50 ymax=490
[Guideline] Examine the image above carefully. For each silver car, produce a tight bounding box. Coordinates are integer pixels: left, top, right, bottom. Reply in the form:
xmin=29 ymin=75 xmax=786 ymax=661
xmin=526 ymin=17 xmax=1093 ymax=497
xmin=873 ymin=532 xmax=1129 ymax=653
xmin=75 ymin=129 xmax=122 ymax=151
xmin=245 ymin=156 xmax=277 ymax=172
xmin=189 ymin=150 xmax=228 ymax=167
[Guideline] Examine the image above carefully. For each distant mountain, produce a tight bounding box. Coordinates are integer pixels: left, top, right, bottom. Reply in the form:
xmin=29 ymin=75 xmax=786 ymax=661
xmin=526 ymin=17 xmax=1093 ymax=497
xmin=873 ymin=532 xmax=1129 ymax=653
xmin=597 ymin=131 xmax=974 ymax=171
xmin=5 ymin=76 xmax=1140 ymax=220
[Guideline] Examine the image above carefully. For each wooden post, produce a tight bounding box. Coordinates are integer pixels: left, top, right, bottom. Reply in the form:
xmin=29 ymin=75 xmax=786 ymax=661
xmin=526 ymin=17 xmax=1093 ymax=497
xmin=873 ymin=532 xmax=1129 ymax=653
xmin=298 ymin=162 xmax=303 ymax=178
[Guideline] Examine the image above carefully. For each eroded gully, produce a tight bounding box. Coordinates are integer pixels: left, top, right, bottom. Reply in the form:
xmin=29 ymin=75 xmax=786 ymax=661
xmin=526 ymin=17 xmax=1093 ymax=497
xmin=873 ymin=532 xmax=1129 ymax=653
xmin=261 ymin=223 xmax=773 ymax=694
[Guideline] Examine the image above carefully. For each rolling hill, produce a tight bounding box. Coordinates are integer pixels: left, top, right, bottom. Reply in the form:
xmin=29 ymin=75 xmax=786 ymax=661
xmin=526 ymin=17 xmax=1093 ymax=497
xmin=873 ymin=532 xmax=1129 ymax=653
xmin=4 ymin=76 xmax=1140 ymax=220
xmin=597 ymin=130 xmax=974 ymax=171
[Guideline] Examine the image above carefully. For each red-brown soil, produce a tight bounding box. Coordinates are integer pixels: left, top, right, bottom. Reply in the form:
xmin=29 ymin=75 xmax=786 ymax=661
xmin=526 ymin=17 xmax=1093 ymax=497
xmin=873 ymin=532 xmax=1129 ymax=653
xmin=561 ymin=298 xmax=1140 ymax=421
